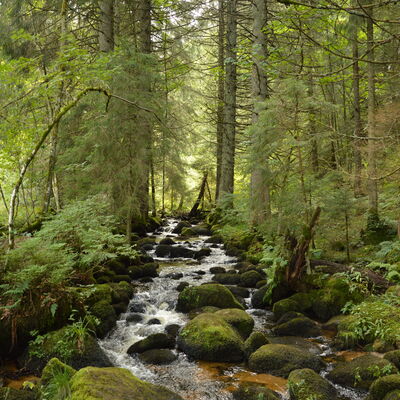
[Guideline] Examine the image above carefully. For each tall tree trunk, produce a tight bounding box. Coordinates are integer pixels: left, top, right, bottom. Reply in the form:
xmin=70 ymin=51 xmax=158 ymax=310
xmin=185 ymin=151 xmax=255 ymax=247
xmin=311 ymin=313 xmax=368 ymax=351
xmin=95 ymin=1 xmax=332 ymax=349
xmin=366 ymin=8 xmax=378 ymax=216
xmin=218 ymin=0 xmax=237 ymax=202
xmin=150 ymin=157 xmax=157 ymax=217
xmin=43 ymin=0 xmax=68 ymax=213
xmin=189 ymin=172 xmax=208 ymax=219
xmin=99 ymin=0 xmax=115 ymax=52
xmin=136 ymin=0 xmax=152 ymax=220
xmin=215 ymin=0 xmax=225 ymax=202
xmin=250 ymin=0 xmax=270 ymax=223
xmin=308 ymin=76 xmax=319 ymax=174
xmin=351 ymin=9 xmax=363 ymax=196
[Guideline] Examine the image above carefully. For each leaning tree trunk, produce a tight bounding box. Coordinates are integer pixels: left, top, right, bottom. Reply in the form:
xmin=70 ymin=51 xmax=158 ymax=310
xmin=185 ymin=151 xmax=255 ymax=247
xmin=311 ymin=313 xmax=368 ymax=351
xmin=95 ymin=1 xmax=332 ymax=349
xmin=189 ymin=172 xmax=209 ymax=219
xmin=218 ymin=0 xmax=237 ymax=203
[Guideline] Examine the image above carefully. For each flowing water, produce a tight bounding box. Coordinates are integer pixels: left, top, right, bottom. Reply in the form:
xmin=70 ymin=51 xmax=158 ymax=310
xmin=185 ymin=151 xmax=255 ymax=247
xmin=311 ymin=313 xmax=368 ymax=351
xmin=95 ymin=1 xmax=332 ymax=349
xmin=100 ymin=219 xmax=367 ymax=400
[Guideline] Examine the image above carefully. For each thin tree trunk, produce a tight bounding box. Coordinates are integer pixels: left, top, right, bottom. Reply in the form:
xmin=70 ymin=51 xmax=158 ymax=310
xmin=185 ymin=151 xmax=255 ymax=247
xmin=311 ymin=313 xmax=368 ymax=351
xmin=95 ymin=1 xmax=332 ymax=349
xmin=308 ymin=76 xmax=319 ymax=174
xmin=215 ymin=0 xmax=225 ymax=202
xmin=189 ymin=172 xmax=208 ymax=219
xmin=351 ymin=9 xmax=363 ymax=196
xmin=218 ymin=0 xmax=237 ymax=203
xmin=366 ymin=8 xmax=378 ymax=216
xmin=250 ymin=0 xmax=270 ymax=224
xmin=150 ymin=157 xmax=157 ymax=217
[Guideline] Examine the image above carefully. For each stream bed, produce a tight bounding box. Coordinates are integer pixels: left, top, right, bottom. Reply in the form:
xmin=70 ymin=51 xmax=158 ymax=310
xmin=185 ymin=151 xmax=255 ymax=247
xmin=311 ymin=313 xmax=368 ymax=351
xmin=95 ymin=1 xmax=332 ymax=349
xmin=100 ymin=219 xmax=368 ymax=400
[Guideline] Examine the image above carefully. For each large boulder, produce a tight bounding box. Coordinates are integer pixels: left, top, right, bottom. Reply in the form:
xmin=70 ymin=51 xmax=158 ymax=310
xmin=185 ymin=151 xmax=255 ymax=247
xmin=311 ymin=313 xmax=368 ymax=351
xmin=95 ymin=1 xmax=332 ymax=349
xmin=89 ymin=300 xmax=117 ymax=338
xmin=176 ymin=284 xmax=244 ymax=312
xmin=232 ymin=382 xmax=279 ymax=400
xmin=272 ymin=316 xmax=321 ymax=338
xmin=212 ymin=273 xmax=241 ymax=285
xmin=251 ymin=285 xmax=269 ymax=309
xmin=244 ymin=331 xmax=269 ymax=358
xmin=20 ymin=327 xmax=112 ymax=374
xmin=127 ymin=333 xmax=175 ymax=354
xmin=138 ymin=349 xmax=177 ymax=365
xmin=69 ymin=367 xmax=183 ymax=400
xmin=128 ymin=263 xmax=159 ymax=279
xmin=385 ymin=351 xmax=400 ymax=369
xmin=172 ymin=221 xmax=191 ymax=234
xmin=240 ymin=270 xmax=264 ymax=288
xmin=384 ymin=391 xmax=400 ymax=400
xmin=214 ymin=309 xmax=254 ymax=339
xmin=327 ymin=354 xmax=398 ymax=389
xmin=368 ymin=375 xmax=400 ymax=400
xmin=177 ymin=313 xmax=245 ymax=362
xmin=248 ymin=344 xmax=324 ymax=378
xmin=288 ymin=368 xmax=338 ymax=400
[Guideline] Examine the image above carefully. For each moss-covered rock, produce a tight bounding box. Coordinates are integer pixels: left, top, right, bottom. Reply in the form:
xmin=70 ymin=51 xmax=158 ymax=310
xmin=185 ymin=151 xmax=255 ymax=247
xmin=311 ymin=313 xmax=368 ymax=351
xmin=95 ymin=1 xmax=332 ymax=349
xmin=109 ymin=282 xmax=134 ymax=304
xmin=327 ymin=354 xmax=398 ymax=389
xmin=41 ymin=357 xmax=76 ymax=385
xmin=384 ymin=390 xmax=400 ymax=400
xmin=176 ymin=284 xmax=244 ymax=312
xmin=248 ymin=344 xmax=324 ymax=378
xmin=69 ymin=367 xmax=183 ymax=400
xmin=127 ymin=333 xmax=175 ymax=354
xmin=181 ymin=227 xmax=196 ymax=237
xmin=312 ymin=288 xmax=349 ymax=321
xmin=21 ymin=327 xmax=112 ymax=374
xmin=272 ymin=316 xmax=321 ymax=338
xmin=239 ymin=270 xmax=264 ymax=288
xmin=214 ymin=309 xmax=254 ymax=339
xmin=177 ymin=313 xmax=244 ymax=362
xmin=138 ymin=349 xmax=177 ymax=365
xmin=232 ymin=382 xmax=280 ymax=400
xmin=212 ymin=273 xmax=241 ymax=285
xmin=373 ymin=339 xmax=395 ymax=353
xmin=188 ymin=306 xmax=220 ymax=319
xmin=172 ymin=221 xmax=191 ymax=234
xmin=272 ymin=299 xmax=301 ymax=321
xmin=385 ymin=351 xmax=400 ymax=369
xmin=129 ymin=263 xmax=159 ymax=279
xmin=89 ymin=300 xmax=117 ymax=338
xmin=368 ymin=375 xmax=400 ymax=400
xmin=288 ymin=368 xmax=338 ymax=400
xmin=0 ymin=388 xmax=36 ymax=400
xmin=244 ymin=331 xmax=269 ymax=358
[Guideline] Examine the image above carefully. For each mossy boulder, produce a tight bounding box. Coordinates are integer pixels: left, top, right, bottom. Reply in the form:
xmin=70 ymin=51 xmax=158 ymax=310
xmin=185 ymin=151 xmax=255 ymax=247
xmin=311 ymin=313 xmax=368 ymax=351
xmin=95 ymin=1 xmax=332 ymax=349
xmin=41 ymin=357 xmax=76 ymax=385
xmin=385 ymin=351 xmax=400 ymax=369
xmin=368 ymin=375 xmax=400 ymax=400
xmin=138 ymin=349 xmax=177 ymax=365
xmin=272 ymin=299 xmax=301 ymax=321
xmin=177 ymin=313 xmax=245 ymax=362
xmin=109 ymin=282 xmax=134 ymax=304
xmin=0 ymin=388 xmax=36 ymax=400
xmin=214 ymin=309 xmax=254 ymax=339
xmin=327 ymin=354 xmax=398 ymax=389
xmin=288 ymin=368 xmax=338 ymax=400
xmin=69 ymin=367 xmax=183 ymax=400
xmin=248 ymin=344 xmax=324 ymax=377
xmin=172 ymin=221 xmax=191 ymax=234
xmin=89 ymin=300 xmax=117 ymax=338
xmin=240 ymin=270 xmax=264 ymax=288
xmin=212 ymin=273 xmax=241 ymax=285
xmin=127 ymin=333 xmax=175 ymax=354
xmin=312 ymin=288 xmax=349 ymax=321
xmin=128 ymin=263 xmax=159 ymax=279
xmin=21 ymin=327 xmax=112 ymax=374
xmin=176 ymin=284 xmax=244 ymax=312
xmin=232 ymin=382 xmax=280 ymax=400
xmin=244 ymin=331 xmax=269 ymax=358
xmin=384 ymin=390 xmax=400 ymax=400
xmin=188 ymin=306 xmax=220 ymax=319
xmin=181 ymin=227 xmax=196 ymax=237
xmin=272 ymin=316 xmax=321 ymax=338
xmin=76 ymin=284 xmax=113 ymax=306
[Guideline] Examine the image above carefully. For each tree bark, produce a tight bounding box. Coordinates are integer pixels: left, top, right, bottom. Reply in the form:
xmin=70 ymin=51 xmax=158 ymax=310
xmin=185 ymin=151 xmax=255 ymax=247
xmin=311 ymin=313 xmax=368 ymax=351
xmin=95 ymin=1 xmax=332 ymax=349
xmin=366 ymin=8 xmax=378 ymax=216
xmin=250 ymin=0 xmax=270 ymax=224
xmin=99 ymin=0 xmax=115 ymax=52
xmin=215 ymin=0 xmax=225 ymax=202
xmin=189 ymin=172 xmax=208 ymax=219
xmin=218 ymin=0 xmax=237 ymax=203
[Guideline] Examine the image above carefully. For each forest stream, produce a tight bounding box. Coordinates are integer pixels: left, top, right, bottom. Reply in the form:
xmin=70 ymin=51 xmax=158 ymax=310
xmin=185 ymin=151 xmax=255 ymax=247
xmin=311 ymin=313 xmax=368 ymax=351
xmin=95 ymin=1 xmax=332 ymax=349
xmin=99 ymin=219 xmax=368 ymax=400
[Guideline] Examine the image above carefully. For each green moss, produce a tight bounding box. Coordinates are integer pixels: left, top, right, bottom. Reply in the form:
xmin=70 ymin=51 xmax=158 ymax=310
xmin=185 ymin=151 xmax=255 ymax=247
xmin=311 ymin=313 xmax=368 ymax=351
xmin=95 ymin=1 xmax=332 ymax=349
xmin=369 ymin=375 xmax=400 ymax=400
xmin=89 ymin=300 xmax=117 ymax=337
xmin=248 ymin=344 xmax=324 ymax=378
xmin=288 ymin=368 xmax=337 ymax=400
xmin=384 ymin=390 xmax=400 ymax=400
xmin=384 ymin=351 xmax=400 ymax=369
xmin=272 ymin=299 xmax=301 ymax=320
xmin=244 ymin=331 xmax=269 ymax=357
xmin=176 ymin=284 xmax=244 ymax=312
xmin=214 ymin=308 xmax=254 ymax=339
xmin=232 ymin=382 xmax=279 ymax=400
xmin=178 ymin=313 xmax=244 ymax=362
xmin=240 ymin=270 xmax=264 ymax=288
xmin=69 ymin=367 xmax=183 ymax=400
xmin=0 ymin=388 xmax=36 ymax=400
xmin=180 ymin=227 xmax=196 ymax=237
xmin=41 ymin=357 xmax=76 ymax=385
xmin=327 ymin=354 xmax=398 ymax=389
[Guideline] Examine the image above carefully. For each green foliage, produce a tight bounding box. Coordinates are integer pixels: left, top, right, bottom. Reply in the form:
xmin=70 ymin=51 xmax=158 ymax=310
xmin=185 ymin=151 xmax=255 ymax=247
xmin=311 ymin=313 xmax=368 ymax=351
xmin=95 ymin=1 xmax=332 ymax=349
xmin=342 ymin=295 xmax=400 ymax=344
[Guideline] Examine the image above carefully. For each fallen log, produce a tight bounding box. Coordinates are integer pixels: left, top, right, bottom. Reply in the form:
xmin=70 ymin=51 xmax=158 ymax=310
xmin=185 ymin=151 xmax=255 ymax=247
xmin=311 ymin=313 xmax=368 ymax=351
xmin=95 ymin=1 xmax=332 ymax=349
xmin=310 ymin=259 xmax=393 ymax=291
